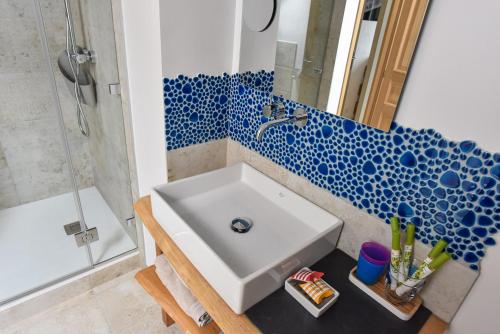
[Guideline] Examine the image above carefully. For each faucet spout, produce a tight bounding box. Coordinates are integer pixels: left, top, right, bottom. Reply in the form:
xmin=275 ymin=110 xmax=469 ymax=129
xmin=256 ymin=108 xmax=308 ymax=141
xmin=256 ymin=117 xmax=293 ymax=141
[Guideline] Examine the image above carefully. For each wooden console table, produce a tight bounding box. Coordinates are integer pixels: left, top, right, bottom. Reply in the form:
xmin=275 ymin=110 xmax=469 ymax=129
xmin=134 ymin=196 xmax=447 ymax=334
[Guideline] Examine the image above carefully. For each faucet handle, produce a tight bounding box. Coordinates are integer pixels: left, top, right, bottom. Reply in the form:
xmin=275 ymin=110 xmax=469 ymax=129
xmin=263 ymin=102 xmax=285 ymax=119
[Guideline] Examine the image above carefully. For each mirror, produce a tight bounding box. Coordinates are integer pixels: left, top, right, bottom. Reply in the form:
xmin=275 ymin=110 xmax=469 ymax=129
xmin=243 ymin=0 xmax=277 ymax=32
xmin=267 ymin=0 xmax=429 ymax=131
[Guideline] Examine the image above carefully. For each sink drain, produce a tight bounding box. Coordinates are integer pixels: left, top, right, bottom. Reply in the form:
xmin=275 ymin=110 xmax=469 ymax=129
xmin=231 ymin=217 xmax=253 ymax=233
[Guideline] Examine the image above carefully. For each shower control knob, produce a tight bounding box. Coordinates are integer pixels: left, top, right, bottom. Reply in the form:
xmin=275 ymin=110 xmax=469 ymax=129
xmin=71 ymin=49 xmax=97 ymax=64
xmin=86 ymin=49 xmax=97 ymax=64
xmin=72 ymin=53 xmax=87 ymax=64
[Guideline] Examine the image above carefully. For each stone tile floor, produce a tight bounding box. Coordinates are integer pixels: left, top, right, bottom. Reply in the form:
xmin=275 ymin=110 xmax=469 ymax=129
xmin=2 ymin=271 xmax=183 ymax=334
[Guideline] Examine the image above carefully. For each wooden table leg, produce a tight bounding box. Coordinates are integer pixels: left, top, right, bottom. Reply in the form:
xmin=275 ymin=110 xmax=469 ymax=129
xmin=419 ymin=315 xmax=448 ymax=334
xmin=156 ymin=243 xmax=163 ymax=256
xmin=162 ymin=309 xmax=176 ymax=327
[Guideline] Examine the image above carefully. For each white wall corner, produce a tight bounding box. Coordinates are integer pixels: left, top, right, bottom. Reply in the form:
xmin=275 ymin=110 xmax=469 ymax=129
xmin=120 ymin=0 xmax=166 ymax=265
xmin=231 ymin=0 xmax=244 ymax=74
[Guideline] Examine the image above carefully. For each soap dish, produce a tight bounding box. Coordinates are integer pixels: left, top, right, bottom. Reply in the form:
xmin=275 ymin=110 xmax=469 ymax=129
xmin=285 ymin=267 xmax=339 ymax=318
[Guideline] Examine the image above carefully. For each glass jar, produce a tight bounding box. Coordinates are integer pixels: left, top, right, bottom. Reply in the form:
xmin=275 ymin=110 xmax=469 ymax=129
xmin=384 ymin=261 xmax=425 ymax=305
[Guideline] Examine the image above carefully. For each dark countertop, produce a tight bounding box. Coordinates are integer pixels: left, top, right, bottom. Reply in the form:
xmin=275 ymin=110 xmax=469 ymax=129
xmin=246 ymin=250 xmax=431 ymax=334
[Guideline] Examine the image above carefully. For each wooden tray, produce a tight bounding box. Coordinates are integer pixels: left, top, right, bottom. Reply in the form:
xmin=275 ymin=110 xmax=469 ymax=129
xmin=348 ymin=267 xmax=422 ymax=320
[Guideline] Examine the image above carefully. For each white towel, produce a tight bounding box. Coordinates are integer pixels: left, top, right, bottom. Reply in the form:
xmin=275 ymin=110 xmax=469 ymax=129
xmin=154 ymin=255 xmax=212 ymax=327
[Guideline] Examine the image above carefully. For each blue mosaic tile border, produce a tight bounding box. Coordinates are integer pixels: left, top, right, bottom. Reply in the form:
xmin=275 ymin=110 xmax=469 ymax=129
xmin=164 ymin=72 xmax=500 ymax=270
xmin=239 ymin=70 xmax=274 ymax=95
xmin=163 ymin=74 xmax=230 ymax=150
xmin=163 ymin=72 xmax=273 ymax=150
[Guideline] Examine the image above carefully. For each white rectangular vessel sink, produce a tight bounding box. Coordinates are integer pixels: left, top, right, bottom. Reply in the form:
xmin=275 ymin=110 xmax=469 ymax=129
xmin=151 ymin=163 xmax=343 ymax=314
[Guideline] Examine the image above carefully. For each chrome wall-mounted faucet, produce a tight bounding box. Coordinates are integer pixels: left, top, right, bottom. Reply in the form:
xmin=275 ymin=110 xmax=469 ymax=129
xmin=263 ymin=102 xmax=286 ymax=119
xmin=256 ymin=102 xmax=308 ymax=141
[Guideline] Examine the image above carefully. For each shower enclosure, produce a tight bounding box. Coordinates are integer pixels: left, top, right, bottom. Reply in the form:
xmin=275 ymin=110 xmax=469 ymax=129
xmin=0 ymin=0 xmax=137 ymax=304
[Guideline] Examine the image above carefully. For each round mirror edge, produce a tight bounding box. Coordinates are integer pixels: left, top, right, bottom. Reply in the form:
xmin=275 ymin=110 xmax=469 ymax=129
xmin=258 ymin=0 xmax=278 ymax=32
xmin=243 ymin=0 xmax=278 ymax=32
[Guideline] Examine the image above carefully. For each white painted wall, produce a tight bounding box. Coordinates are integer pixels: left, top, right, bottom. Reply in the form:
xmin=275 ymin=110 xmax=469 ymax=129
xmin=276 ymin=0 xmax=311 ymax=69
xmin=237 ymin=1 xmax=279 ymax=73
xmin=395 ymin=0 xmax=500 ymax=153
xmin=393 ymin=1 xmax=500 ymax=332
xmin=120 ymin=0 xmax=166 ymax=265
xmin=160 ymin=0 xmax=237 ymax=77
xmin=232 ymin=0 xmax=244 ymax=74
xmin=158 ymin=0 xmax=278 ymax=76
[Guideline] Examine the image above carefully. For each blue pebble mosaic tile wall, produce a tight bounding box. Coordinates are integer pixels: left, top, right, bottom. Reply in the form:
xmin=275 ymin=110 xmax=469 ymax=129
xmin=163 ymin=74 xmax=230 ymax=150
xmin=164 ymin=72 xmax=500 ymax=270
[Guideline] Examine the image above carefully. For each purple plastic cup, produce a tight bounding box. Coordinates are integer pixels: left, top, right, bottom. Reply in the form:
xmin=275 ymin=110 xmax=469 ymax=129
xmin=360 ymin=242 xmax=391 ymax=265
xmin=357 ymin=242 xmax=390 ymax=285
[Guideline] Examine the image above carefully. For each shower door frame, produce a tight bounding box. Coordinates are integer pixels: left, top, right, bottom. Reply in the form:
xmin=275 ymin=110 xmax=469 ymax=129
xmin=34 ymin=0 xmax=94 ymax=267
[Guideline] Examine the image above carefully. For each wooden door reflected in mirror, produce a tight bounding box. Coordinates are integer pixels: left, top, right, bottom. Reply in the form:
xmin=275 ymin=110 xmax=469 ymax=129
xmin=270 ymin=0 xmax=429 ymax=132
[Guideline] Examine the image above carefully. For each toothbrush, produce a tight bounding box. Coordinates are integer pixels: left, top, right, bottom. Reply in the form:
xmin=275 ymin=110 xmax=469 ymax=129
xmin=399 ymin=223 xmax=415 ymax=283
xmin=395 ymin=252 xmax=451 ymax=296
xmin=390 ymin=217 xmax=401 ymax=290
xmin=421 ymin=239 xmax=448 ymax=271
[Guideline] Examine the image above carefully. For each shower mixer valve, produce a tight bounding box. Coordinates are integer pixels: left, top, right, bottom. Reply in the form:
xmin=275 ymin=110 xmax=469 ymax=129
xmin=71 ymin=48 xmax=96 ymax=65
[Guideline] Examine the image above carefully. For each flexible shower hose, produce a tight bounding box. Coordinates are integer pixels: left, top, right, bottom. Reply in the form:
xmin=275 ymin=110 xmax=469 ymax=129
xmin=64 ymin=0 xmax=90 ymax=137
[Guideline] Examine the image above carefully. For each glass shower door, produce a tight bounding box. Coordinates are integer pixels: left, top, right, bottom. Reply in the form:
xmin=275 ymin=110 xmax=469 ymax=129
xmin=1 ymin=0 xmax=137 ymax=305
xmin=0 ymin=0 xmax=92 ymax=304
xmin=37 ymin=0 xmax=138 ymax=265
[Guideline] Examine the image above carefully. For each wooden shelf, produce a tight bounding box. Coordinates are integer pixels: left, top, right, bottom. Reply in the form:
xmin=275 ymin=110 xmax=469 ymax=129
xmin=135 ymin=265 xmax=221 ymax=334
xmin=134 ymin=196 xmax=260 ymax=334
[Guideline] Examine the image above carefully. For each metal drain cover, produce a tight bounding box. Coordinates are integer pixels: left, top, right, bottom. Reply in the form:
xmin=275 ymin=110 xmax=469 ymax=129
xmin=231 ymin=217 xmax=253 ymax=233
